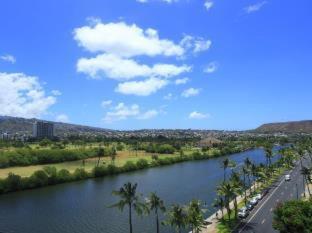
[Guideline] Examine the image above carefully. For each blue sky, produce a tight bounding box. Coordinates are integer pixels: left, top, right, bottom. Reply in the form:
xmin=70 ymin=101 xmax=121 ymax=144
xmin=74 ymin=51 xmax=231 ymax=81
xmin=0 ymin=0 xmax=311 ymax=130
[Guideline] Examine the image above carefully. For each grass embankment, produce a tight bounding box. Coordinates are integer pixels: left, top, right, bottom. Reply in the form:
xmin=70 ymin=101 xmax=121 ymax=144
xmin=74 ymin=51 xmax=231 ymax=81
xmin=217 ymin=167 xmax=287 ymax=233
xmin=0 ymin=150 xmax=196 ymax=178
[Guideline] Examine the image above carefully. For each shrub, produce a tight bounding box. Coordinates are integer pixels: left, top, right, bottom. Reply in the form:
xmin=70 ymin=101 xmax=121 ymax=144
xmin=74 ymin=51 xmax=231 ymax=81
xmin=73 ymin=168 xmax=89 ymax=180
xmin=122 ymin=161 xmax=137 ymax=172
xmin=57 ymin=169 xmax=72 ymax=183
xmin=136 ymin=159 xmax=149 ymax=169
xmin=28 ymin=170 xmax=49 ymax=187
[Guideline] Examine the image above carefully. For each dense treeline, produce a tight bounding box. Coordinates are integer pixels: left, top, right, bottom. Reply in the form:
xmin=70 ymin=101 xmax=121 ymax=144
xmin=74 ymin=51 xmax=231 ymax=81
xmin=0 ymin=146 xmax=246 ymax=195
xmin=0 ymin=148 xmax=100 ymax=168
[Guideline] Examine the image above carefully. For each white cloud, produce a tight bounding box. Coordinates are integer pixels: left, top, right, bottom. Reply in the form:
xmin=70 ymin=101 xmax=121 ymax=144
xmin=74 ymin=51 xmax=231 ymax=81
xmin=204 ymin=0 xmax=214 ymax=11
xmin=74 ymin=21 xmax=184 ymax=58
xmin=103 ymin=102 xmax=158 ymax=123
xmin=51 ymin=90 xmax=62 ymax=96
xmin=181 ymin=87 xmax=200 ymax=98
xmin=189 ymin=111 xmax=209 ymax=119
xmin=56 ymin=114 xmax=70 ymax=123
xmin=180 ymin=35 xmax=212 ymax=54
xmin=101 ymin=100 xmax=112 ymax=108
xmin=77 ymin=53 xmax=191 ymax=80
xmin=163 ymin=93 xmax=173 ymax=100
xmin=204 ymin=61 xmax=218 ymax=73
xmin=0 ymin=72 xmax=56 ymax=118
xmin=0 ymin=54 xmax=16 ymax=64
xmin=116 ymin=77 xmax=168 ymax=96
xmin=175 ymin=77 xmax=189 ymax=85
xmin=244 ymin=1 xmax=267 ymax=13
xmin=137 ymin=110 xmax=158 ymax=119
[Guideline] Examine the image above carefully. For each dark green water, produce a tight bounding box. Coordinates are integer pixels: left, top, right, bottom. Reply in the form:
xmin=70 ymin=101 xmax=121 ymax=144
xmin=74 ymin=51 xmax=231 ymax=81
xmin=0 ymin=148 xmax=272 ymax=233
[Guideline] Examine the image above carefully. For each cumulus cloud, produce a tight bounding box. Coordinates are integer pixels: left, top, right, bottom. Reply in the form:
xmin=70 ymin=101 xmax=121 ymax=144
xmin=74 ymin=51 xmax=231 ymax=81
xmin=180 ymin=35 xmax=212 ymax=55
xmin=56 ymin=114 xmax=70 ymax=123
xmin=74 ymin=21 xmax=184 ymax=58
xmin=244 ymin=1 xmax=267 ymax=13
xmin=204 ymin=61 xmax=218 ymax=73
xmin=0 ymin=54 xmax=16 ymax=64
xmin=77 ymin=53 xmax=191 ymax=80
xmin=103 ymin=102 xmax=158 ymax=123
xmin=204 ymin=0 xmax=214 ymax=11
xmin=115 ymin=77 xmax=168 ymax=96
xmin=175 ymin=77 xmax=189 ymax=85
xmin=101 ymin=100 xmax=112 ymax=108
xmin=181 ymin=87 xmax=200 ymax=98
xmin=189 ymin=111 xmax=209 ymax=119
xmin=0 ymin=72 xmax=56 ymax=118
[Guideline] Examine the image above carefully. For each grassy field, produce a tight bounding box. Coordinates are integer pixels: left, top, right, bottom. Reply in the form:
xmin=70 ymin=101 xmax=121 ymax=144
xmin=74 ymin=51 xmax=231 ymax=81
xmin=0 ymin=149 xmax=197 ymax=178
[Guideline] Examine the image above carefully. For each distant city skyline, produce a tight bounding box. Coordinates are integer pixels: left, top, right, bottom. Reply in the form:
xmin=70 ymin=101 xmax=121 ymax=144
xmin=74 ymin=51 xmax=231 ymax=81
xmin=0 ymin=0 xmax=311 ymax=130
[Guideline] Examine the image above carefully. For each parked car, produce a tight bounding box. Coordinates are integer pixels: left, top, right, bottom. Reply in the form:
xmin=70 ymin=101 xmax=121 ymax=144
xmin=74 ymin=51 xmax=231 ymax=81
xmin=250 ymin=197 xmax=258 ymax=205
xmin=238 ymin=207 xmax=249 ymax=218
xmin=285 ymin=174 xmax=291 ymax=181
xmin=262 ymin=189 xmax=269 ymax=197
xmin=255 ymin=193 xmax=263 ymax=200
xmin=247 ymin=202 xmax=254 ymax=211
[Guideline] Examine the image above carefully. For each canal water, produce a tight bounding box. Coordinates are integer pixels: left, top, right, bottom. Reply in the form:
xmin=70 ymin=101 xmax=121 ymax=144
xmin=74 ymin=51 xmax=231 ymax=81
xmin=0 ymin=148 xmax=276 ymax=233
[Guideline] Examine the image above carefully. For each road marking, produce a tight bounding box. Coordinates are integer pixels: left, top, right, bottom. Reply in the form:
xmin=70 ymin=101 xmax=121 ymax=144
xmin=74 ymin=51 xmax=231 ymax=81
xmin=281 ymin=191 xmax=284 ymax=195
xmin=261 ymin=219 xmax=266 ymax=224
xmin=276 ymin=199 xmax=279 ymax=202
xmin=270 ymin=207 xmax=273 ymax=212
xmin=238 ymin=177 xmax=285 ymax=233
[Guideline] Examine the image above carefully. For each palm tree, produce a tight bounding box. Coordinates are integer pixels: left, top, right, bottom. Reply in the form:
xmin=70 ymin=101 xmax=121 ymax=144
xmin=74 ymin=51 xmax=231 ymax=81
xmin=251 ymin=164 xmax=258 ymax=193
xmin=111 ymin=182 xmax=145 ymax=233
xmin=242 ymin=166 xmax=248 ymax=205
xmin=217 ymin=182 xmax=234 ymax=221
xmin=164 ymin=204 xmax=188 ymax=233
xmin=229 ymin=172 xmax=243 ymax=219
xmin=244 ymin=158 xmax=252 ymax=190
xmin=301 ymin=166 xmax=312 ymax=197
xmin=221 ymin=158 xmax=236 ymax=182
xmin=187 ymin=199 xmax=205 ymax=233
xmin=221 ymin=158 xmax=230 ymax=182
xmin=146 ymin=192 xmax=166 ymax=233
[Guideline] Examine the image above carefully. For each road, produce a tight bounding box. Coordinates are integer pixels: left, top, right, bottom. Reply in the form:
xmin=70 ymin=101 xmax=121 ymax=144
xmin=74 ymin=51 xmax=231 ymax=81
xmin=234 ymin=156 xmax=310 ymax=233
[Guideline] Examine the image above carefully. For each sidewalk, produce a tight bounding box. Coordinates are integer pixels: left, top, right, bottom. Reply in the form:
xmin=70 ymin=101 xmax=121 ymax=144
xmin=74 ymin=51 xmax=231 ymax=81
xmin=200 ymin=183 xmax=258 ymax=233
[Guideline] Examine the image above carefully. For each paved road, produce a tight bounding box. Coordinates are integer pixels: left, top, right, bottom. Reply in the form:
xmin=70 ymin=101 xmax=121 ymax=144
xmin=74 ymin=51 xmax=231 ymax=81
xmin=234 ymin=156 xmax=310 ymax=233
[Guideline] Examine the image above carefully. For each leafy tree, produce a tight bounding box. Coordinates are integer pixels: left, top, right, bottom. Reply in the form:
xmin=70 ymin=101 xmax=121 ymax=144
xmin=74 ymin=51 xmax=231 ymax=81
xmin=96 ymin=147 xmax=104 ymax=167
xmin=273 ymin=200 xmax=312 ymax=233
xmin=301 ymin=166 xmax=311 ymax=197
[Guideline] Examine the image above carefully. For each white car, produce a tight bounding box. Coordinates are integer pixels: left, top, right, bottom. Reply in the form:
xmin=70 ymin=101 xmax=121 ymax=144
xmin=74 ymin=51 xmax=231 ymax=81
xmin=285 ymin=174 xmax=291 ymax=181
xmin=255 ymin=193 xmax=262 ymax=200
xmin=238 ymin=207 xmax=249 ymax=218
xmin=250 ymin=197 xmax=258 ymax=205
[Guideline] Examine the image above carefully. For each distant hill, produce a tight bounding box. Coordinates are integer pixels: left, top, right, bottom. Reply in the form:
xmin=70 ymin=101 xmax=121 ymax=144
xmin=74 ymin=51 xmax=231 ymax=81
xmin=0 ymin=116 xmax=114 ymax=137
xmin=255 ymin=120 xmax=312 ymax=133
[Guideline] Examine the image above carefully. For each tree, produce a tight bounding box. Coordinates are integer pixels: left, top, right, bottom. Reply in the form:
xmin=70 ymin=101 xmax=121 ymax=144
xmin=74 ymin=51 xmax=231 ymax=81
xmin=221 ymin=158 xmax=235 ymax=182
xmin=301 ymin=166 xmax=311 ymax=197
xmin=187 ymin=199 xmax=205 ymax=233
xmin=111 ymin=182 xmax=145 ymax=233
xmin=229 ymin=171 xmax=243 ymax=219
xmin=96 ymin=147 xmax=104 ymax=167
xmin=146 ymin=192 xmax=166 ymax=233
xmin=273 ymin=200 xmax=312 ymax=233
xmin=244 ymin=157 xmax=252 ymax=188
xmin=217 ymin=182 xmax=234 ymax=221
xmin=164 ymin=204 xmax=188 ymax=233
xmin=242 ymin=166 xmax=248 ymax=205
